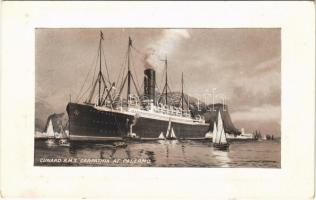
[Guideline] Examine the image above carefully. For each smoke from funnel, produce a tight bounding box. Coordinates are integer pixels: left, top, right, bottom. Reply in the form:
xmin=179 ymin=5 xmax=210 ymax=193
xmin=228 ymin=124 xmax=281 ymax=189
xmin=144 ymin=29 xmax=190 ymax=71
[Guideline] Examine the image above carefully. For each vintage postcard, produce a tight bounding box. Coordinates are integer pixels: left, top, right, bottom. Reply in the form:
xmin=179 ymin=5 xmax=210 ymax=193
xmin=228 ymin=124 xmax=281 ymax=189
xmin=1 ymin=2 xmax=314 ymax=199
xmin=35 ymin=28 xmax=281 ymax=168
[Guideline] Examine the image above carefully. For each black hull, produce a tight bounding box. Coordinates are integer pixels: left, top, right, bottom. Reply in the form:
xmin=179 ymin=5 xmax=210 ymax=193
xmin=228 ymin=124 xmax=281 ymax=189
xmin=213 ymin=143 xmax=230 ymax=151
xmin=67 ymin=103 xmax=209 ymax=141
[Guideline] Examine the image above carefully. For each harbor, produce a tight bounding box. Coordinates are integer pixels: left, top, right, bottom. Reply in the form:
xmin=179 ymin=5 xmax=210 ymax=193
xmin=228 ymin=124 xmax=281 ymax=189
xmin=34 ymin=139 xmax=280 ymax=167
xmin=35 ymin=28 xmax=281 ymax=167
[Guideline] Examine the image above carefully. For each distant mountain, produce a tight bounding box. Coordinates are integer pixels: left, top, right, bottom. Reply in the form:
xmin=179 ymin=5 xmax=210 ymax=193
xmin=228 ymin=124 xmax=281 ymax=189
xmin=43 ymin=113 xmax=68 ymax=133
xmin=156 ymin=92 xmax=241 ymax=135
xmin=35 ymin=99 xmax=54 ymax=132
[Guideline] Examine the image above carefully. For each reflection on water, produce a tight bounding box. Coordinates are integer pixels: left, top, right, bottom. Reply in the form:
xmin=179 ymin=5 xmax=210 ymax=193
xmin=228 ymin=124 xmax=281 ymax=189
xmin=212 ymin=149 xmax=230 ymax=167
xmin=34 ymin=139 xmax=280 ymax=168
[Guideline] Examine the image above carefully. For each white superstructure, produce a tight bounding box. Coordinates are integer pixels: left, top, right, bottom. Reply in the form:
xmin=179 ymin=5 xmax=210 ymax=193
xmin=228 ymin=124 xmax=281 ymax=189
xmin=95 ymin=102 xmax=206 ymax=125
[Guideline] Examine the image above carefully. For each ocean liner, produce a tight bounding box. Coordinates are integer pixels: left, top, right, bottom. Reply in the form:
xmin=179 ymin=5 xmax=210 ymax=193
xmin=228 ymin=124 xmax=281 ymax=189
xmin=66 ymin=31 xmax=209 ymax=141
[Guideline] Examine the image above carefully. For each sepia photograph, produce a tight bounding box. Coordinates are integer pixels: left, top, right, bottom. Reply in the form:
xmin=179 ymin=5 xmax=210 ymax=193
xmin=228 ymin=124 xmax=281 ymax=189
xmin=1 ymin=2 xmax=314 ymax=199
xmin=35 ymin=28 xmax=281 ymax=167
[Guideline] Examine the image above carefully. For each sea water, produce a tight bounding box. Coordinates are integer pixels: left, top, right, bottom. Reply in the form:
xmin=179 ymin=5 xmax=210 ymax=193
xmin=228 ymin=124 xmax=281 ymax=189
xmin=34 ymin=139 xmax=280 ymax=168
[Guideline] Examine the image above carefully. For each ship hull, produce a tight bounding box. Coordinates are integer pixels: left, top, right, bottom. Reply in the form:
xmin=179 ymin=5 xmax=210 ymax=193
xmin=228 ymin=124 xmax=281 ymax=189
xmin=132 ymin=116 xmax=209 ymax=139
xmin=213 ymin=143 xmax=230 ymax=151
xmin=67 ymin=103 xmax=209 ymax=141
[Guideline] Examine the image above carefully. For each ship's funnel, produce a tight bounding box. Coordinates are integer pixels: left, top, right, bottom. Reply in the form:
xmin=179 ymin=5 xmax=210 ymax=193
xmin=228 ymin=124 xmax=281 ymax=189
xmin=144 ymin=68 xmax=156 ymax=102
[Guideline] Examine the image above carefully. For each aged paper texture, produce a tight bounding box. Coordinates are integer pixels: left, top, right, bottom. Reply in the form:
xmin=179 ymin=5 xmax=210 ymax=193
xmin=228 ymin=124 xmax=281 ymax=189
xmin=1 ymin=1 xmax=315 ymax=199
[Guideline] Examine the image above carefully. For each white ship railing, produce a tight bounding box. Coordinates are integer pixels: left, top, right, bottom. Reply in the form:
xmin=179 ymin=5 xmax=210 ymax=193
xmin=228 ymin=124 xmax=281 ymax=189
xmin=93 ymin=102 xmax=206 ymax=125
xmin=128 ymin=103 xmax=205 ymax=124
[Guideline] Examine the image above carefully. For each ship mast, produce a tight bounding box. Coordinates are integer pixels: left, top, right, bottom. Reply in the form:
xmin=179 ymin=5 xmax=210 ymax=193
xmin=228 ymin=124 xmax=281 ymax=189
xmin=86 ymin=31 xmax=109 ymax=106
xmin=98 ymin=32 xmax=103 ymax=105
xmin=159 ymin=56 xmax=170 ymax=105
xmin=127 ymin=37 xmax=132 ymax=106
xmin=179 ymin=72 xmax=190 ymax=114
xmin=165 ymin=57 xmax=168 ymax=105
xmin=115 ymin=36 xmax=140 ymax=107
xmin=181 ymin=72 xmax=184 ymax=111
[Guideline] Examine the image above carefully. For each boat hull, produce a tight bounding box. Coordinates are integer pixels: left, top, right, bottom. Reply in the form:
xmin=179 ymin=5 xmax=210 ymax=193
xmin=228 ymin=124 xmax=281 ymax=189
xmin=67 ymin=103 xmax=209 ymax=141
xmin=213 ymin=143 xmax=230 ymax=151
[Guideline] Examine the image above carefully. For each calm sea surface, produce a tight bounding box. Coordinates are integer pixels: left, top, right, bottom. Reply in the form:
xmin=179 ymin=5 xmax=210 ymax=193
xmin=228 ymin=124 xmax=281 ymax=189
xmin=34 ymin=139 xmax=280 ymax=168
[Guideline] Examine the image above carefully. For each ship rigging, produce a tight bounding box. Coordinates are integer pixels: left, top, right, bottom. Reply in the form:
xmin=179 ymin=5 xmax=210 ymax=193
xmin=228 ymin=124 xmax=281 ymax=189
xmin=67 ymin=31 xmax=209 ymax=142
xmin=77 ymin=31 xmax=190 ymax=116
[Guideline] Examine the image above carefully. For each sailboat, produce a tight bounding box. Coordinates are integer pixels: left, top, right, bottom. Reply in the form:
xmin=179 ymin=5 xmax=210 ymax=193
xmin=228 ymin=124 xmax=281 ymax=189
xmin=45 ymin=119 xmax=56 ymax=145
xmin=212 ymin=121 xmax=217 ymax=143
xmin=213 ymin=111 xmax=230 ymax=151
xmin=44 ymin=118 xmax=70 ymax=146
xmin=204 ymin=131 xmax=212 ymax=139
xmin=158 ymin=132 xmax=165 ymax=140
xmin=170 ymin=128 xmax=177 ymax=139
xmin=166 ymin=119 xmax=177 ymax=140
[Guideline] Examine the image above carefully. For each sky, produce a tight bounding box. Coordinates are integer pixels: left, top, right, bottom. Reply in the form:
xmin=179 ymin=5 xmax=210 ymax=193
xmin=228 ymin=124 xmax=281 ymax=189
xmin=36 ymin=28 xmax=281 ymax=135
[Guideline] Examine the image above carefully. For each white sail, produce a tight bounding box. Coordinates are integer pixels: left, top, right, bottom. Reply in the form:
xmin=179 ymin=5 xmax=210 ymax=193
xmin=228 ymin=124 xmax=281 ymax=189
xmin=166 ymin=118 xmax=172 ymax=138
xmin=46 ymin=120 xmax=55 ymax=138
xmin=158 ymin=132 xmax=165 ymax=139
xmin=219 ymin=128 xmax=227 ymax=144
xmin=212 ymin=122 xmax=217 ymax=143
xmin=205 ymin=131 xmax=212 ymax=139
xmin=216 ymin=111 xmax=227 ymax=144
xmin=215 ymin=112 xmax=222 ymax=143
xmin=170 ymin=128 xmax=176 ymax=138
xmin=241 ymin=128 xmax=245 ymax=135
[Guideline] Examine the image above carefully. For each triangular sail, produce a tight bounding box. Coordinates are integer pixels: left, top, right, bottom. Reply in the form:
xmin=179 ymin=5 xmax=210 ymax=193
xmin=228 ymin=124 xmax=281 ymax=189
xmin=218 ymin=127 xmax=227 ymax=144
xmin=215 ymin=112 xmax=222 ymax=143
xmin=220 ymin=131 xmax=227 ymax=143
xmin=212 ymin=122 xmax=217 ymax=143
xmin=166 ymin=119 xmax=171 ymax=138
xmin=215 ymin=111 xmax=226 ymax=143
xmin=159 ymin=132 xmax=165 ymax=139
xmin=171 ymin=128 xmax=176 ymax=138
xmin=46 ymin=120 xmax=54 ymax=138
xmin=216 ymin=111 xmax=227 ymax=144
xmin=205 ymin=131 xmax=212 ymax=139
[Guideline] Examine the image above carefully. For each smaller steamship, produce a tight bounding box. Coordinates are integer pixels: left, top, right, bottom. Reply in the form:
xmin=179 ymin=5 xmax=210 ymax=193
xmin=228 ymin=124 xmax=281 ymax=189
xmin=67 ymin=31 xmax=210 ymax=141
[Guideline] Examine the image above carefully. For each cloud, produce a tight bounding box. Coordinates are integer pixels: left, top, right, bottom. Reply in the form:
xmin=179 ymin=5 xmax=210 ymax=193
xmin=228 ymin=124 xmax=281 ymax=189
xmin=224 ymin=56 xmax=281 ymax=110
xmin=231 ymin=104 xmax=281 ymax=122
xmin=253 ymin=57 xmax=281 ymax=74
xmin=145 ymin=29 xmax=191 ymax=71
